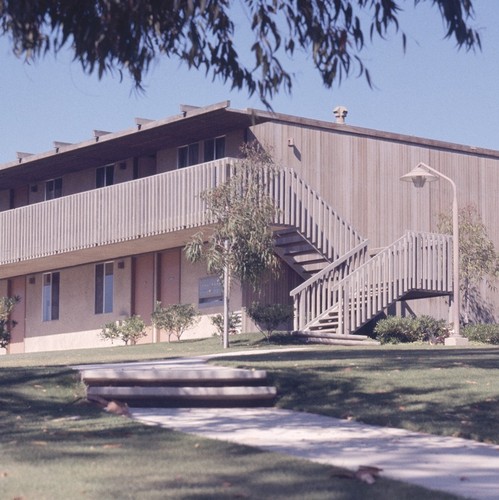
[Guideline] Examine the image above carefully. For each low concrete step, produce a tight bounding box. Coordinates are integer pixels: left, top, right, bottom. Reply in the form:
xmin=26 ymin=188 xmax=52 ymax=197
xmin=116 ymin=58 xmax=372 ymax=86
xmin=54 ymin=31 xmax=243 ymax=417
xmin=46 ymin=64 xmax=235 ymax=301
xmin=80 ymin=360 xmax=278 ymax=408
xmin=293 ymin=331 xmax=379 ymax=346
xmin=302 ymin=337 xmax=380 ymax=346
xmin=297 ymin=331 xmax=372 ymax=341
xmin=81 ymin=367 xmax=268 ymax=384
xmin=87 ymin=385 xmax=277 ymax=402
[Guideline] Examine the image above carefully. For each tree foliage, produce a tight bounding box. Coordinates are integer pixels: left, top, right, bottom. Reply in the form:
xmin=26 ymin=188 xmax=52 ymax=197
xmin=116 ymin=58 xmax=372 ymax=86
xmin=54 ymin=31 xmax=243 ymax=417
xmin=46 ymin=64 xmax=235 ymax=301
xmin=0 ymin=1 xmax=480 ymax=105
xmin=0 ymin=295 xmax=20 ymax=349
xmin=185 ymin=141 xmax=280 ymax=288
xmin=438 ymin=204 xmax=499 ymax=321
xmin=151 ymin=302 xmax=199 ymax=342
xmin=210 ymin=312 xmax=241 ymax=337
xmin=185 ymin=141 xmax=280 ymax=347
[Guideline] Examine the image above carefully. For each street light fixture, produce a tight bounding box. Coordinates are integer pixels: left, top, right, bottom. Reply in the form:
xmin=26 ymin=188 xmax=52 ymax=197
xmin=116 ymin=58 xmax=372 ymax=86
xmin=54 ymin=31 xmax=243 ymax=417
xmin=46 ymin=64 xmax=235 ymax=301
xmin=400 ymin=162 xmax=468 ymax=346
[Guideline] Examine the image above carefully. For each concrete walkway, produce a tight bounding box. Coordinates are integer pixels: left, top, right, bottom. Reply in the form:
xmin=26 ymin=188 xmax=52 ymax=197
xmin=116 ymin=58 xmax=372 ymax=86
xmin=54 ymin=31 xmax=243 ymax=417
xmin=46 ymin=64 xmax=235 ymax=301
xmin=130 ymin=406 xmax=499 ymax=500
xmin=75 ymin=353 xmax=499 ymax=500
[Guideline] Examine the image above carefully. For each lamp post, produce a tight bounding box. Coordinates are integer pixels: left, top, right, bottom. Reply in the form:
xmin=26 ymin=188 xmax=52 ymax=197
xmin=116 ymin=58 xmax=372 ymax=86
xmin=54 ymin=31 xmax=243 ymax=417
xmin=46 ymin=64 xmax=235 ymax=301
xmin=400 ymin=162 xmax=468 ymax=345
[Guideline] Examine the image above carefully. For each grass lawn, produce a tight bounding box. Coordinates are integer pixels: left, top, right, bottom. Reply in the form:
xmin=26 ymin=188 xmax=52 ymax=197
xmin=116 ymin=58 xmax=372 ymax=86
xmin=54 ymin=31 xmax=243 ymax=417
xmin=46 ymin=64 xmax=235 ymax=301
xmin=2 ymin=335 xmax=496 ymax=499
xmin=218 ymin=340 xmax=499 ymax=444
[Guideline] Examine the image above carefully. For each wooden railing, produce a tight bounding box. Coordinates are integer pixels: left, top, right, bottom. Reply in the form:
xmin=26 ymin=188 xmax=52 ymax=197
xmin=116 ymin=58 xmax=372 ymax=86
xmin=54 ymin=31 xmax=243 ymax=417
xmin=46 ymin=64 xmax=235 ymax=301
xmin=0 ymin=160 xmax=365 ymax=270
xmin=290 ymin=242 xmax=368 ymax=330
xmin=292 ymin=231 xmax=453 ymax=334
xmin=270 ymin=169 xmax=365 ymax=261
xmin=0 ymin=160 xmax=231 ymax=265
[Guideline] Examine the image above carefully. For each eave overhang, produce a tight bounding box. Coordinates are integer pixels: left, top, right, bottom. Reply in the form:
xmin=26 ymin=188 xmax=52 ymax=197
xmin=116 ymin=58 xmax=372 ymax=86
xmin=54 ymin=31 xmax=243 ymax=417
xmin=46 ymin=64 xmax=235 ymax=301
xmin=0 ymin=101 xmax=269 ymax=188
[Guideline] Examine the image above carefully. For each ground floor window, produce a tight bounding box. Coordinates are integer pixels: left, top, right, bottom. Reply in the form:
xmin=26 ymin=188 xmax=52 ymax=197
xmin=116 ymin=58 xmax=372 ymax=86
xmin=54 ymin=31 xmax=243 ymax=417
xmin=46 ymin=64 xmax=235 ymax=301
xmin=198 ymin=276 xmax=223 ymax=308
xmin=42 ymin=272 xmax=60 ymax=321
xmin=95 ymin=262 xmax=114 ymax=314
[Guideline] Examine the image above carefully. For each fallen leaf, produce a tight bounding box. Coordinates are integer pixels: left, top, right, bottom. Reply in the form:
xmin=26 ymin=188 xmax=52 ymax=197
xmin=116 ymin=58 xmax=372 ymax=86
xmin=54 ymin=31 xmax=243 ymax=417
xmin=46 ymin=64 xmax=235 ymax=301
xmin=104 ymin=400 xmax=129 ymax=416
xmin=356 ymin=466 xmax=383 ymax=485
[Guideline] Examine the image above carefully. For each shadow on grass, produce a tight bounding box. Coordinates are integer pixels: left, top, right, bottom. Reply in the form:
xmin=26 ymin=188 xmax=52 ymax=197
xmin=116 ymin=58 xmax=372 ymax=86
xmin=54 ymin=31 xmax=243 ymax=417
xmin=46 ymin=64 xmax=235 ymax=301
xmin=213 ymin=347 xmax=499 ymax=443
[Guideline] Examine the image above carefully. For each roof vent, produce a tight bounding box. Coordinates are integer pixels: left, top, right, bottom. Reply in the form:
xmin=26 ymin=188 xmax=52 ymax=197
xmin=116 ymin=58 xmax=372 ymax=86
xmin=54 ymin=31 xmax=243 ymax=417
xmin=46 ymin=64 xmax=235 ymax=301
xmin=333 ymin=106 xmax=348 ymax=124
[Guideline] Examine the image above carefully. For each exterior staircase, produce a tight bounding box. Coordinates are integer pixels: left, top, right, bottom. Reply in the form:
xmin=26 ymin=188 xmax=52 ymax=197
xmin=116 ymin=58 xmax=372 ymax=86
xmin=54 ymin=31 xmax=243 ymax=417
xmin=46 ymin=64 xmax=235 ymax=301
xmin=79 ymin=358 xmax=277 ymax=408
xmin=274 ymin=229 xmax=330 ymax=279
xmin=264 ymin=169 xmax=453 ymax=344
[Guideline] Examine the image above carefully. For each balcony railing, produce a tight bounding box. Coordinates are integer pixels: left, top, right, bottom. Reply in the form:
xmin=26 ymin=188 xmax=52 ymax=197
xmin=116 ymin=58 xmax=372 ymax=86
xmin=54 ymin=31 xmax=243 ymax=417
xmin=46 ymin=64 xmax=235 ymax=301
xmin=1 ymin=159 xmax=366 ymax=269
xmin=0 ymin=159 xmax=232 ymax=267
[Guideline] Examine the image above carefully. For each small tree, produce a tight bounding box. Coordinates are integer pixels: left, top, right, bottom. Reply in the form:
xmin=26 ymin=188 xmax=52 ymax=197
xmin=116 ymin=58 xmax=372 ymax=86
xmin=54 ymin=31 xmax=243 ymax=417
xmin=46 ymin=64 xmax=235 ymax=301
xmin=184 ymin=142 xmax=281 ymax=348
xmin=0 ymin=296 xmax=21 ymax=349
xmin=100 ymin=315 xmax=146 ymax=346
xmin=151 ymin=302 xmax=199 ymax=342
xmin=438 ymin=204 xmax=499 ymax=323
xmin=210 ymin=312 xmax=241 ymax=338
xmin=247 ymin=303 xmax=293 ymax=342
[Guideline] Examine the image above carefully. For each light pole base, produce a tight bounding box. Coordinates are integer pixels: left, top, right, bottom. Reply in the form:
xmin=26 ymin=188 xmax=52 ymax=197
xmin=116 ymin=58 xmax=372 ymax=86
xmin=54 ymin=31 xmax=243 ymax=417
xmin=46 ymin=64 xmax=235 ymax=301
xmin=444 ymin=336 xmax=469 ymax=346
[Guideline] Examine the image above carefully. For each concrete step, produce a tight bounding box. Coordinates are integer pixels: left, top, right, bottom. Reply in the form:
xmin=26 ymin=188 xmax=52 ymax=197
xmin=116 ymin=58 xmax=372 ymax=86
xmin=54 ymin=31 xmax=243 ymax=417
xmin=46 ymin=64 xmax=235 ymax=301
xmin=293 ymin=331 xmax=379 ymax=346
xmin=80 ymin=360 xmax=278 ymax=408
xmin=87 ymin=385 xmax=277 ymax=405
xmin=80 ymin=367 xmax=268 ymax=385
xmin=296 ymin=331 xmax=372 ymax=341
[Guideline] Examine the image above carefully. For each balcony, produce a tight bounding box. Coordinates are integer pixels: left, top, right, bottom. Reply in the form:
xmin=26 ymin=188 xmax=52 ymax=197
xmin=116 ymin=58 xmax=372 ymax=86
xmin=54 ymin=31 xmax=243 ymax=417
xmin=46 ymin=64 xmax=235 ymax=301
xmin=0 ymin=159 xmax=233 ymax=278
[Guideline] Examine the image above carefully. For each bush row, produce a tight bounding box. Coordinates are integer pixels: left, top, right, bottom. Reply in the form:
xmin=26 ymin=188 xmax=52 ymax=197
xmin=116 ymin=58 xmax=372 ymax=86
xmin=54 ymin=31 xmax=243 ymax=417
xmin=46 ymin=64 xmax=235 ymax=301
xmin=462 ymin=323 xmax=499 ymax=345
xmin=373 ymin=315 xmax=499 ymax=345
xmin=373 ymin=315 xmax=449 ymax=344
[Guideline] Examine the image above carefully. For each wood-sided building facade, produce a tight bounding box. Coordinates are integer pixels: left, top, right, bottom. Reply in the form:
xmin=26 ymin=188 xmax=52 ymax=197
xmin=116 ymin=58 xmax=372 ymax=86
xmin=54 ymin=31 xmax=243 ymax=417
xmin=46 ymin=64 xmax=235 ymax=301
xmin=1 ymin=101 xmax=498 ymax=353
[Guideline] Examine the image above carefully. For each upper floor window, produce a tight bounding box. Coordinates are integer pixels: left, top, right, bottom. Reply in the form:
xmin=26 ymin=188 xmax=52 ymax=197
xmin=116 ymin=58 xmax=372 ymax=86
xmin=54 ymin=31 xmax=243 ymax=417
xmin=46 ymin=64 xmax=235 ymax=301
xmin=96 ymin=165 xmax=114 ymax=188
xmin=45 ymin=178 xmax=62 ymax=200
xmin=204 ymin=136 xmax=226 ymax=162
xmin=43 ymin=272 xmax=60 ymax=321
xmin=95 ymin=262 xmax=114 ymax=314
xmin=177 ymin=143 xmax=199 ymax=168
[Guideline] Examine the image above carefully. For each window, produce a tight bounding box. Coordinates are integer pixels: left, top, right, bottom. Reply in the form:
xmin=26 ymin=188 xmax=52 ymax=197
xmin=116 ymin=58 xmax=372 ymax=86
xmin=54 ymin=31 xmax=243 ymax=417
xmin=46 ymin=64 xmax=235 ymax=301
xmin=198 ymin=276 xmax=223 ymax=308
xmin=95 ymin=262 xmax=114 ymax=314
xmin=204 ymin=136 xmax=226 ymax=162
xmin=177 ymin=143 xmax=199 ymax=168
xmin=96 ymin=165 xmax=114 ymax=188
xmin=43 ymin=272 xmax=60 ymax=321
xmin=45 ymin=178 xmax=62 ymax=200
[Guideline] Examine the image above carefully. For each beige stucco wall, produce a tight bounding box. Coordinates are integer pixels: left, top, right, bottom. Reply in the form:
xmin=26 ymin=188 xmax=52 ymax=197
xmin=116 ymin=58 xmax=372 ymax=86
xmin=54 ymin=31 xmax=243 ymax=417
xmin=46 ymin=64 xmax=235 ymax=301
xmin=14 ymin=247 xmax=246 ymax=352
xmin=24 ymin=259 xmax=132 ymax=346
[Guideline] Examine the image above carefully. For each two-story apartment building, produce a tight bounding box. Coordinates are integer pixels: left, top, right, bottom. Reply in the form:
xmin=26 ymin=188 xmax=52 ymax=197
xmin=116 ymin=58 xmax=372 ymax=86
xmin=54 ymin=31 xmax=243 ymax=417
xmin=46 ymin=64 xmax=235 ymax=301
xmin=1 ymin=100 xmax=498 ymax=353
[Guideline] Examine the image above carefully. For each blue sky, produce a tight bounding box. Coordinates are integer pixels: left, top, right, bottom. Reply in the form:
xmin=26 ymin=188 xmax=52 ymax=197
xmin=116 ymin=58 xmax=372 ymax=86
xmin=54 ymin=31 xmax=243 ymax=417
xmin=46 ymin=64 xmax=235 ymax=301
xmin=0 ymin=2 xmax=498 ymax=165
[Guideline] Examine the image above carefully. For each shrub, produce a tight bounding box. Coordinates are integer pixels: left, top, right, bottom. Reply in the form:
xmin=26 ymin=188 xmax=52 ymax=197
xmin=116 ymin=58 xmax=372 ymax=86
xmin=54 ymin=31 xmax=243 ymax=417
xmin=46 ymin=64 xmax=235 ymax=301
xmin=416 ymin=315 xmax=449 ymax=344
xmin=247 ymin=303 xmax=293 ymax=342
xmin=0 ymin=296 xmax=21 ymax=349
xmin=373 ymin=316 xmax=419 ymax=344
xmin=373 ymin=315 xmax=448 ymax=345
xmin=462 ymin=324 xmax=499 ymax=344
xmin=210 ymin=312 xmax=241 ymax=337
xmin=100 ymin=315 xmax=146 ymax=346
xmin=151 ymin=302 xmax=199 ymax=342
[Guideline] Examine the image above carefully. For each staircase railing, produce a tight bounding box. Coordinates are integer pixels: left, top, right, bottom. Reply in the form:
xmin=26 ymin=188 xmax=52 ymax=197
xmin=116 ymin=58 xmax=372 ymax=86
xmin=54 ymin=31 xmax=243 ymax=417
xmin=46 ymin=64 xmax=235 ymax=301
xmin=306 ymin=231 xmax=452 ymax=335
xmin=270 ymin=168 xmax=366 ymax=261
xmin=290 ymin=241 xmax=369 ymax=330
